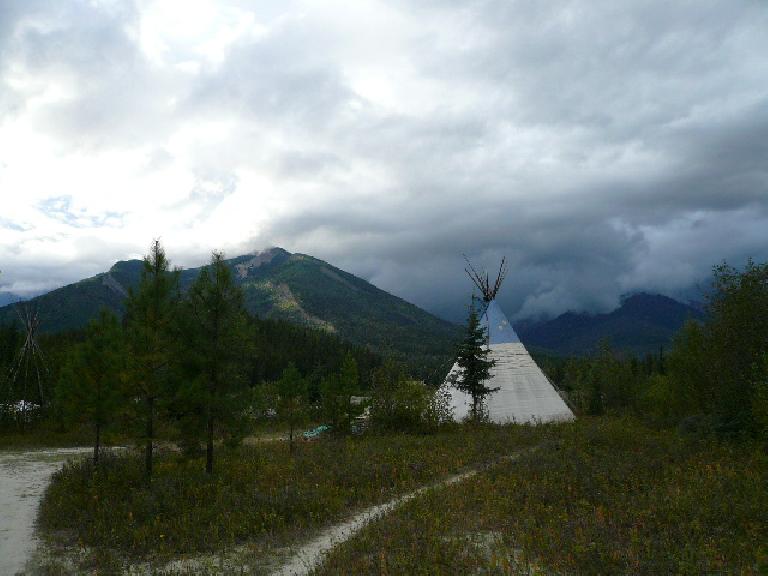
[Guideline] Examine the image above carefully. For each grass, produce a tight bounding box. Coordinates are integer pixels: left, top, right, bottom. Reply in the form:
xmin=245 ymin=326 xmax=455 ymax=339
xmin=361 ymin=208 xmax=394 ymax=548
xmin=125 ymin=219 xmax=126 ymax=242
xmin=38 ymin=425 xmax=541 ymax=565
xmin=312 ymin=418 xmax=768 ymax=575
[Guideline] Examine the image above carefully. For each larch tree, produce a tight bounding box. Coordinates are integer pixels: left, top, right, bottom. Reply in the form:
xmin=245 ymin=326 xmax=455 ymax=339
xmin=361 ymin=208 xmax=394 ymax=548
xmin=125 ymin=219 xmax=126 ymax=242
xmin=276 ymin=362 xmax=308 ymax=454
xmin=124 ymin=240 xmax=179 ymax=481
xmin=185 ymin=251 xmax=248 ymax=474
xmin=320 ymin=353 xmax=360 ymax=434
xmin=60 ymin=309 xmax=126 ymax=465
xmin=339 ymin=352 xmax=360 ymax=432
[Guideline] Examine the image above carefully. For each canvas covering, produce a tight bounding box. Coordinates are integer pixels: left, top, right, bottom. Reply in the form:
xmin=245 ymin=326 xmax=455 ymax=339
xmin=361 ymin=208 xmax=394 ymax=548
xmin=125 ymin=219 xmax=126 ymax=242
xmin=443 ymin=300 xmax=574 ymax=424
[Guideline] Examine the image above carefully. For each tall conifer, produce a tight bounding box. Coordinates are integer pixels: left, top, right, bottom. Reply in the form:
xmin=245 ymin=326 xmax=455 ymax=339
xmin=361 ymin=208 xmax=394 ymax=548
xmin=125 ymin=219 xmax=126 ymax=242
xmin=60 ymin=309 xmax=125 ymax=465
xmin=277 ymin=362 xmax=308 ymax=454
xmin=124 ymin=240 xmax=179 ymax=481
xmin=185 ymin=251 xmax=248 ymax=474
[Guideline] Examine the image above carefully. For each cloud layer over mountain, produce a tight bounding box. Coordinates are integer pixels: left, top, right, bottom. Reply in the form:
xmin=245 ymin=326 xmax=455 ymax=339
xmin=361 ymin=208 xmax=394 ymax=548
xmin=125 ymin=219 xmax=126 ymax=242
xmin=1 ymin=0 xmax=767 ymax=320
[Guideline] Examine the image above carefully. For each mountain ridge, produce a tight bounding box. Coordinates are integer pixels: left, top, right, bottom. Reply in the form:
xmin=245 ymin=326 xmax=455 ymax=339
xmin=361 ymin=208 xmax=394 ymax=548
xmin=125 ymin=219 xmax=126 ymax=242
xmin=0 ymin=253 xmax=704 ymax=360
xmin=0 ymin=248 xmax=461 ymax=373
xmin=515 ymin=292 xmax=704 ymax=356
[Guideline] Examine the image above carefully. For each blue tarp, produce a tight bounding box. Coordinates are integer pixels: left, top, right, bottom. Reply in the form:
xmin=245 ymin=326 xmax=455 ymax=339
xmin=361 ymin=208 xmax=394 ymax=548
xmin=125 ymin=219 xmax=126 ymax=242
xmin=303 ymin=424 xmax=331 ymax=439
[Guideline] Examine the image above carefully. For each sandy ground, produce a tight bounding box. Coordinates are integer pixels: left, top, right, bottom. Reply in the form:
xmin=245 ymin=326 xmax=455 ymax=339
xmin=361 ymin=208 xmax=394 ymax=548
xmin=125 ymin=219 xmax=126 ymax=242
xmin=0 ymin=447 xmax=90 ymax=576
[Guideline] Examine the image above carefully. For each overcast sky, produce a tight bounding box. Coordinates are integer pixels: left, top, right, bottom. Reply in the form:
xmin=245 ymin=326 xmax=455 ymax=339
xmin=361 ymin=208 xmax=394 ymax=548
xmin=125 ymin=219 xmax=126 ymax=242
xmin=1 ymin=0 xmax=766 ymax=321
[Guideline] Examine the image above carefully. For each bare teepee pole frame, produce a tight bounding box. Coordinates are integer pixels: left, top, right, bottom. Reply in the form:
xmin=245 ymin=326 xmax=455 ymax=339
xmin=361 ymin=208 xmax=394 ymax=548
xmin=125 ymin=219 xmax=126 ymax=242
xmin=463 ymin=255 xmax=508 ymax=302
xmin=5 ymin=302 xmax=48 ymax=427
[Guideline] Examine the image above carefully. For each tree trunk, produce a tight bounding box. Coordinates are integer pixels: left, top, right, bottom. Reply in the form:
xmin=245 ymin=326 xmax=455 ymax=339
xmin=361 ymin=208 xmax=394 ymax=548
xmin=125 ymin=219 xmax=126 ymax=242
xmin=94 ymin=422 xmax=100 ymax=465
xmin=289 ymin=418 xmax=294 ymax=455
xmin=145 ymin=396 xmax=154 ymax=481
xmin=206 ymin=410 xmax=214 ymax=474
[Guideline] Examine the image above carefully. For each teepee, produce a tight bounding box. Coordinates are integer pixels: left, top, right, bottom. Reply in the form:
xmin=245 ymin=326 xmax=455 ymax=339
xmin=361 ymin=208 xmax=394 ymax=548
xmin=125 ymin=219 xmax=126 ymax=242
xmin=5 ymin=303 xmax=48 ymax=421
xmin=442 ymin=258 xmax=574 ymax=424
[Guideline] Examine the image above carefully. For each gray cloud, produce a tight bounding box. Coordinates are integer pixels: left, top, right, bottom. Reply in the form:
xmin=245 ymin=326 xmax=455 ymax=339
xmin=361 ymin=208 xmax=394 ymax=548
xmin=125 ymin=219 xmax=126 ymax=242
xmin=1 ymin=0 xmax=767 ymax=323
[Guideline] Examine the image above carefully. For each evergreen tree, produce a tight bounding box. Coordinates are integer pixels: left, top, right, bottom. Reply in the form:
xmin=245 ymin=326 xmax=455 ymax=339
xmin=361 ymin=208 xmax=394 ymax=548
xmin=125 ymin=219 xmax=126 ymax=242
xmin=586 ymin=369 xmax=605 ymax=416
xmin=59 ymin=310 xmax=125 ymax=465
xmin=706 ymin=260 xmax=768 ymax=436
xmin=276 ymin=362 xmax=308 ymax=453
xmin=340 ymin=353 xmax=359 ymax=432
xmin=369 ymin=360 xmax=404 ymax=430
xmin=185 ymin=251 xmax=248 ymax=474
xmin=321 ymin=353 xmax=361 ymax=434
xmin=752 ymin=353 xmax=768 ymax=439
xmin=124 ymin=240 xmax=179 ymax=481
xmin=453 ymin=300 xmax=498 ymax=421
xmin=320 ymin=372 xmax=344 ymax=430
xmin=666 ymin=259 xmax=768 ymax=437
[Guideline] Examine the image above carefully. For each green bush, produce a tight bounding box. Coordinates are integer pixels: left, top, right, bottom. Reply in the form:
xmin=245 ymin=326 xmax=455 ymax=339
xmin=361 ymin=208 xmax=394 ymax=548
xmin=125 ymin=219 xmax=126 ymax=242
xmin=369 ymin=378 xmax=449 ymax=433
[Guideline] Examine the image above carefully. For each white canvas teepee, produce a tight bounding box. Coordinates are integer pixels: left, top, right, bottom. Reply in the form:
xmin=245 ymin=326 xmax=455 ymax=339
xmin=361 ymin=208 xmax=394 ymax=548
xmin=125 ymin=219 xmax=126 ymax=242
xmin=442 ymin=260 xmax=574 ymax=424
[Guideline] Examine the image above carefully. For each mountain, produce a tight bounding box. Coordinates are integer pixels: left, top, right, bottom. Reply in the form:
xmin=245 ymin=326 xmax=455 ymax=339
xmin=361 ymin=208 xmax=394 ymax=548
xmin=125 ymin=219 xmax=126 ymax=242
xmin=0 ymin=251 xmax=703 ymax=362
xmin=515 ymin=293 xmax=704 ymax=356
xmin=0 ymin=292 xmax=27 ymax=308
xmin=0 ymin=248 xmax=460 ymax=370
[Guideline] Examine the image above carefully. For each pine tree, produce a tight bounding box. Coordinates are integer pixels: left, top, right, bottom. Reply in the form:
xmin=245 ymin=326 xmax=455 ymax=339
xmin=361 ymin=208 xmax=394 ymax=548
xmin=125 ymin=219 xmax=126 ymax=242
xmin=124 ymin=240 xmax=179 ymax=481
xmin=60 ymin=310 xmax=125 ymax=465
xmin=340 ymin=353 xmax=359 ymax=432
xmin=277 ymin=362 xmax=308 ymax=454
xmin=320 ymin=373 xmax=343 ymax=430
xmin=185 ymin=251 xmax=248 ymax=474
xmin=321 ymin=353 xmax=361 ymax=434
xmin=453 ymin=300 xmax=498 ymax=421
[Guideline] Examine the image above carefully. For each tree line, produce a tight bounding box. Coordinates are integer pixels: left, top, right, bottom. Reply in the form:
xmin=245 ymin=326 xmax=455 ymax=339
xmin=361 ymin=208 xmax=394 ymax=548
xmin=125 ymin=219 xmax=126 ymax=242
xmin=4 ymin=251 xmax=766 ymax=456
xmin=541 ymin=259 xmax=768 ymax=441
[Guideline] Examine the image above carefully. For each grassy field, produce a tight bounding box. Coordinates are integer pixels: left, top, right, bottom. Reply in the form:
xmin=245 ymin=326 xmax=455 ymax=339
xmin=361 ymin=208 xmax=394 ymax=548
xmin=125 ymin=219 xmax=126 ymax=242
xmin=312 ymin=418 xmax=768 ymax=575
xmin=37 ymin=425 xmax=542 ymax=569
xmin=35 ymin=418 xmax=768 ymax=574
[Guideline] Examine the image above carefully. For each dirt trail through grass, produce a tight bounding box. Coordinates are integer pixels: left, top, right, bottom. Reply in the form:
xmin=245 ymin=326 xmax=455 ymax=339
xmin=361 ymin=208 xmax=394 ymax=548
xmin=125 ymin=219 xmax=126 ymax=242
xmin=0 ymin=447 xmax=91 ymax=575
xmin=271 ymin=448 xmax=535 ymax=576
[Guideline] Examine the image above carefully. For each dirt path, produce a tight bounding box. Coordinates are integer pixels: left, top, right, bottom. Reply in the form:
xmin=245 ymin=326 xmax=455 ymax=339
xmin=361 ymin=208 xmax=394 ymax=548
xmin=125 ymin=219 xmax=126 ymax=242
xmin=0 ymin=447 xmax=90 ymax=576
xmin=270 ymin=448 xmax=534 ymax=576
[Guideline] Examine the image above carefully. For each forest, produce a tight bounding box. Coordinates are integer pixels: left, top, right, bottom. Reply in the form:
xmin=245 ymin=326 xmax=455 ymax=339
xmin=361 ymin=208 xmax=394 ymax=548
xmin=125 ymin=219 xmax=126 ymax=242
xmin=539 ymin=258 xmax=768 ymax=441
xmin=0 ymin=242 xmax=385 ymax=468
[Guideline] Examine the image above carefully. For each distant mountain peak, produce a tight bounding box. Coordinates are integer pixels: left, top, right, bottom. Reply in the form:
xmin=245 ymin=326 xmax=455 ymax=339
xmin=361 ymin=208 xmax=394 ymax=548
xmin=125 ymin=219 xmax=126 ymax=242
xmin=517 ymin=292 xmax=704 ymax=356
xmin=233 ymin=247 xmax=290 ymax=279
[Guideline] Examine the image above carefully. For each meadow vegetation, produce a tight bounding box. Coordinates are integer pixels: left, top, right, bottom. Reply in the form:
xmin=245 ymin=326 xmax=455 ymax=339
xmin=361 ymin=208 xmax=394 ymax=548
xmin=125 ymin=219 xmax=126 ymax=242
xmin=313 ymin=418 xmax=768 ymax=575
xmin=38 ymin=426 xmax=541 ymax=565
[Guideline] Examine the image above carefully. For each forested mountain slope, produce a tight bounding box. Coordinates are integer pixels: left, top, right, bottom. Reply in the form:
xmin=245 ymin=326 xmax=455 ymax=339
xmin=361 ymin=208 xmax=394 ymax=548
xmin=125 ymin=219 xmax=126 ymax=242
xmin=516 ymin=293 xmax=704 ymax=356
xmin=0 ymin=248 xmax=460 ymax=373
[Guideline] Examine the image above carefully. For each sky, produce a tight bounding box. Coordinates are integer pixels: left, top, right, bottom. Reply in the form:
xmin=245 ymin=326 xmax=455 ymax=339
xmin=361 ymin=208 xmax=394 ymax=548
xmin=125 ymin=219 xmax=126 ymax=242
xmin=1 ymin=0 xmax=766 ymax=321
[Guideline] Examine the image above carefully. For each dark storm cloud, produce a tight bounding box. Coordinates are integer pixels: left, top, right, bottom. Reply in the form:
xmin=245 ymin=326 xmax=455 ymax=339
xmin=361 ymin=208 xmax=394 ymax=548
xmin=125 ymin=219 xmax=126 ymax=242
xmin=245 ymin=1 xmax=768 ymax=319
xmin=1 ymin=0 xmax=767 ymax=321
